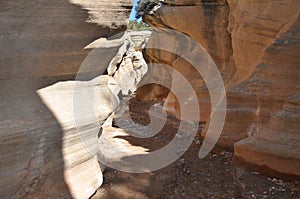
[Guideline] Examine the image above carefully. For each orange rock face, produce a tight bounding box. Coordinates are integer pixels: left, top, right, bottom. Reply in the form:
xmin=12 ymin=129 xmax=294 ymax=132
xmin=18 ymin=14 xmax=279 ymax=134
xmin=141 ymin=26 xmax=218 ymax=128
xmin=136 ymin=0 xmax=300 ymax=178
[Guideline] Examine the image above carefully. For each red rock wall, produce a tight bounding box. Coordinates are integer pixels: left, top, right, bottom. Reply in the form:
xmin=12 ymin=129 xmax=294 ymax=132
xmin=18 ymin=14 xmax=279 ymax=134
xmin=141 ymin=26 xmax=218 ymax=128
xmin=136 ymin=0 xmax=300 ymax=178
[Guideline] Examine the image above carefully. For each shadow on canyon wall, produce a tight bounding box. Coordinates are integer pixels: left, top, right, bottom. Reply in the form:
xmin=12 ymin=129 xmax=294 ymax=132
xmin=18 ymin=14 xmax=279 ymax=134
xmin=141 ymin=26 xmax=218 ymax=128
xmin=0 ymin=0 xmax=128 ymax=197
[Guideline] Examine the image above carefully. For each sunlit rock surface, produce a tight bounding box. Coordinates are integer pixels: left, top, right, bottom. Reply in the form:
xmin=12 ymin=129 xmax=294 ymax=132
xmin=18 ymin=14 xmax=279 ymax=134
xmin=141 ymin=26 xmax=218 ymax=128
xmin=97 ymin=31 xmax=151 ymax=168
xmin=108 ymin=31 xmax=151 ymax=95
xmin=36 ymin=31 xmax=150 ymax=198
xmin=136 ymin=0 xmax=300 ymax=178
xmin=0 ymin=0 xmax=132 ymax=198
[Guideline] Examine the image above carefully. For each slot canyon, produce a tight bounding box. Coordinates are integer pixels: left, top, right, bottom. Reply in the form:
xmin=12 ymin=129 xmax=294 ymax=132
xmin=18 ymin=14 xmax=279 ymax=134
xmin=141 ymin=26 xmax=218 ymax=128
xmin=0 ymin=0 xmax=299 ymax=198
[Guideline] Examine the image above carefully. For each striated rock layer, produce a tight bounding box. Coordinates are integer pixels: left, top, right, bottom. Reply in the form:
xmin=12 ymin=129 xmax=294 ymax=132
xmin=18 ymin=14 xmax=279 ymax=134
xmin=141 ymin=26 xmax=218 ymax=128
xmin=136 ymin=0 xmax=300 ymax=178
xmin=0 ymin=0 xmax=132 ymax=198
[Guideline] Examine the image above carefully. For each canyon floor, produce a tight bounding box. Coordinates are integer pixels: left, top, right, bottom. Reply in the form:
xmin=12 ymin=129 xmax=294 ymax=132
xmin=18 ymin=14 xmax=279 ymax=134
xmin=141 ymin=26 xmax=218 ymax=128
xmin=92 ymin=98 xmax=299 ymax=199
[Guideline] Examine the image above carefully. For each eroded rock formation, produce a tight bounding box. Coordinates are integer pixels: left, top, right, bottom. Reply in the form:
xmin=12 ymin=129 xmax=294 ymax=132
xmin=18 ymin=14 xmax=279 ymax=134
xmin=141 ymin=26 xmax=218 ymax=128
xmin=136 ymin=0 xmax=300 ymax=179
xmin=0 ymin=0 xmax=132 ymax=198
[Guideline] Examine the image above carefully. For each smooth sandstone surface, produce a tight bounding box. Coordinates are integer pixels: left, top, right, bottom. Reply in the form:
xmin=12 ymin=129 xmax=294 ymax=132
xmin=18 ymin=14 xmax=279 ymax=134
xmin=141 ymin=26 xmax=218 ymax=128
xmin=36 ymin=31 xmax=149 ymax=198
xmin=0 ymin=0 xmax=132 ymax=198
xmin=137 ymin=0 xmax=300 ymax=178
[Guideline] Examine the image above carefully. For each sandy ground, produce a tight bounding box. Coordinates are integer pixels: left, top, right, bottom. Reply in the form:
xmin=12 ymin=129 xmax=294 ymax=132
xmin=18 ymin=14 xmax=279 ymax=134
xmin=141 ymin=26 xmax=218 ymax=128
xmin=92 ymin=98 xmax=299 ymax=199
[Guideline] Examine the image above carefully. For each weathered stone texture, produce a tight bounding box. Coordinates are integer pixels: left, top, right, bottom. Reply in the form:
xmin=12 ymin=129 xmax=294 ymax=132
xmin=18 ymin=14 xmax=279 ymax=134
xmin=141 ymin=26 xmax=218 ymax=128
xmin=0 ymin=0 xmax=131 ymax=198
xmin=136 ymin=0 xmax=300 ymax=178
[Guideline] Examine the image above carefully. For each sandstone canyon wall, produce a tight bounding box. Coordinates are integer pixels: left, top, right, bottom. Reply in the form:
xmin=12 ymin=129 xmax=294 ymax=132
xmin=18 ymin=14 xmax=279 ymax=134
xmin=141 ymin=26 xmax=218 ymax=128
xmin=136 ymin=0 xmax=300 ymax=179
xmin=0 ymin=0 xmax=132 ymax=198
